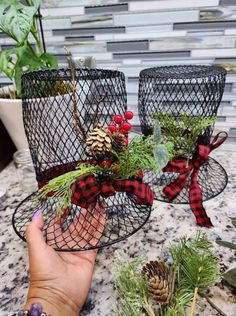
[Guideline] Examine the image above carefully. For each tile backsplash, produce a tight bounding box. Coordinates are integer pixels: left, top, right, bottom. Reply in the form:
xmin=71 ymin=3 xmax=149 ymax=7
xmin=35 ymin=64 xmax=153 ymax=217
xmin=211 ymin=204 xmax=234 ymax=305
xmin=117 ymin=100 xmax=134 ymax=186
xmin=1 ymin=0 xmax=236 ymax=149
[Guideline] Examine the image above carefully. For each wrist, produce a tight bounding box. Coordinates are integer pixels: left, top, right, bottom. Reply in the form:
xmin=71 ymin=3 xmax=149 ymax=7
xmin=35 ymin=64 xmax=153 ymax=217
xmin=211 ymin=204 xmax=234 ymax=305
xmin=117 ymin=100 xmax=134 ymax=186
xmin=25 ymin=284 xmax=79 ymax=316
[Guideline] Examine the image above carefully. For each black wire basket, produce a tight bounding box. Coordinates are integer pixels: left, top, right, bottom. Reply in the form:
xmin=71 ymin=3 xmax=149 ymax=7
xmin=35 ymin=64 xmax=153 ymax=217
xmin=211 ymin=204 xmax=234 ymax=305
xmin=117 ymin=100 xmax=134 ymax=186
xmin=12 ymin=68 xmax=152 ymax=251
xmin=138 ymin=65 xmax=228 ymax=204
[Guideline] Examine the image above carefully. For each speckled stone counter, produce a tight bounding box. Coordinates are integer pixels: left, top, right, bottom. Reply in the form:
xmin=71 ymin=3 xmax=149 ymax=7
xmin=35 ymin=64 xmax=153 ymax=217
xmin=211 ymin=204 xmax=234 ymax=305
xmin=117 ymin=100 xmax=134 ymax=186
xmin=0 ymin=149 xmax=236 ymax=316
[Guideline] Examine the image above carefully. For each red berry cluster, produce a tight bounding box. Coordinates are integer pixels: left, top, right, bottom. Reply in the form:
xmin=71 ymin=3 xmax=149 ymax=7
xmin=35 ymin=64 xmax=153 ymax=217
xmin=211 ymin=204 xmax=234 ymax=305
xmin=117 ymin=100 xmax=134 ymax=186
xmin=108 ymin=111 xmax=134 ymax=133
xmin=108 ymin=111 xmax=134 ymax=145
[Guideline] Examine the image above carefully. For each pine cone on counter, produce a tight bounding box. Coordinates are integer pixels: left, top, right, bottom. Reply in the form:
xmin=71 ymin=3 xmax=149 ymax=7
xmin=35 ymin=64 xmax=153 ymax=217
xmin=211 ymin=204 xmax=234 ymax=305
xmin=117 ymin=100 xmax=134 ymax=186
xmin=142 ymin=260 xmax=175 ymax=307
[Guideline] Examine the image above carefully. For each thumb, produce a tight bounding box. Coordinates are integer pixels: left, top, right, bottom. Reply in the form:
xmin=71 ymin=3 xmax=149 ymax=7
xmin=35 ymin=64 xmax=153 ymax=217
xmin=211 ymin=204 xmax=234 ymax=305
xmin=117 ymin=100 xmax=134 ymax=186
xmin=26 ymin=211 xmax=46 ymax=253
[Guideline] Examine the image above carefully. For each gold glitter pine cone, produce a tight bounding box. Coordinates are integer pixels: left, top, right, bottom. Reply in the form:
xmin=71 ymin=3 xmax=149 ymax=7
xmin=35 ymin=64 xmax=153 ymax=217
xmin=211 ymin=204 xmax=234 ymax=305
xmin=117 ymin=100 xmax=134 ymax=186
xmin=86 ymin=127 xmax=112 ymax=156
xmin=142 ymin=260 xmax=175 ymax=306
xmin=111 ymin=131 xmax=125 ymax=151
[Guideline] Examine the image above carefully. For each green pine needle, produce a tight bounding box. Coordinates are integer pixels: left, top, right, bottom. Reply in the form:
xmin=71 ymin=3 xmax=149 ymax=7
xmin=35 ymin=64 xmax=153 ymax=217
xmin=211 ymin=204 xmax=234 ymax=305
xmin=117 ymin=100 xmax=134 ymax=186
xmin=153 ymin=112 xmax=216 ymax=159
xmin=113 ymin=255 xmax=155 ymax=316
xmin=168 ymin=232 xmax=220 ymax=316
xmin=112 ymin=135 xmax=172 ymax=180
xmin=37 ymin=163 xmax=102 ymax=216
xmin=112 ymin=232 xmax=221 ymax=316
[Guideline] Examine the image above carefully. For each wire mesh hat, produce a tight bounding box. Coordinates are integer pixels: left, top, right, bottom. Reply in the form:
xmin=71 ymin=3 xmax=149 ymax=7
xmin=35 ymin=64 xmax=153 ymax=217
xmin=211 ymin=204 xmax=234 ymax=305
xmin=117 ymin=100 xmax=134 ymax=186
xmin=138 ymin=65 xmax=228 ymax=227
xmin=12 ymin=68 xmax=154 ymax=251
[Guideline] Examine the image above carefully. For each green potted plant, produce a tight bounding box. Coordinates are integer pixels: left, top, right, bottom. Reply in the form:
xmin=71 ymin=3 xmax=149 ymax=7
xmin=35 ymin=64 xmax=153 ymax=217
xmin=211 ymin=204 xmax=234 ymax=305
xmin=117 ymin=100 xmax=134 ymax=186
xmin=0 ymin=0 xmax=58 ymax=149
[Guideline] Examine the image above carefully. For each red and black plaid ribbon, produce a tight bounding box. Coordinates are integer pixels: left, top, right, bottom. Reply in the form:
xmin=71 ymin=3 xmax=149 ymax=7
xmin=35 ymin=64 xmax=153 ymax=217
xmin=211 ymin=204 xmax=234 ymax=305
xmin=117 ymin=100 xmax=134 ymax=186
xmin=38 ymin=162 xmax=154 ymax=208
xmin=163 ymin=132 xmax=228 ymax=227
xmin=71 ymin=170 xmax=154 ymax=208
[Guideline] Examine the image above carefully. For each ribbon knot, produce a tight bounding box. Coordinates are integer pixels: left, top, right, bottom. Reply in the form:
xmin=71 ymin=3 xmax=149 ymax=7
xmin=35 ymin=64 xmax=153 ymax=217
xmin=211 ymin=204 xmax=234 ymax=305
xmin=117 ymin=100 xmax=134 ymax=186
xmin=38 ymin=163 xmax=154 ymax=209
xmin=163 ymin=132 xmax=228 ymax=227
xmin=71 ymin=170 xmax=154 ymax=208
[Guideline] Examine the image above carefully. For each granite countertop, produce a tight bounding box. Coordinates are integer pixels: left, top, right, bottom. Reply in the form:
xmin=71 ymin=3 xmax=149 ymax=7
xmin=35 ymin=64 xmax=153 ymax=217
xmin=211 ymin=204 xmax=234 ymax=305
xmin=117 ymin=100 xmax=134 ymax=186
xmin=0 ymin=149 xmax=236 ymax=316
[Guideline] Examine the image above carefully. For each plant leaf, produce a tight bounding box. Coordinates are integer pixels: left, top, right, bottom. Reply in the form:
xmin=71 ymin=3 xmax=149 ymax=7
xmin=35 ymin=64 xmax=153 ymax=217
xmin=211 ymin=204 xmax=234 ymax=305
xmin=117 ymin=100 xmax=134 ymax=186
xmin=223 ymin=267 xmax=236 ymax=288
xmin=153 ymin=119 xmax=162 ymax=143
xmin=14 ymin=47 xmax=58 ymax=97
xmin=153 ymin=144 xmax=169 ymax=169
xmin=0 ymin=50 xmax=14 ymax=79
xmin=40 ymin=53 xmax=58 ymax=69
xmin=216 ymin=240 xmax=236 ymax=250
xmin=0 ymin=45 xmax=26 ymax=79
xmin=0 ymin=0 xmax=39 ymax=43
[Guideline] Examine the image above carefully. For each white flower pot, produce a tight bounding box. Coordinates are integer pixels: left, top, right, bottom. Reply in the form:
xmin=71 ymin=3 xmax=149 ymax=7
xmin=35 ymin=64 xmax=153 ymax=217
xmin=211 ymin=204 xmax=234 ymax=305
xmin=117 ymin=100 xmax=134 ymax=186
xmin=0 ymin=98 xmax=29 ymax=150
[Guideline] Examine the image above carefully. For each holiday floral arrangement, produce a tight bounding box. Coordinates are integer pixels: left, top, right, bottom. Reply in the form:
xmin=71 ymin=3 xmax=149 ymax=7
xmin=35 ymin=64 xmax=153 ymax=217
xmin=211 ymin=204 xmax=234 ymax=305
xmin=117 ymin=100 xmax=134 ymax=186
xmin=113 ymin=232 xmax=227 ymax=316
xmin=153 ymin=111 xmax=217 ymax=162
xmin=152 ymin=111 xmax=228 ymax=228
xmin=38 ymin=110 xmax=173 ymax=216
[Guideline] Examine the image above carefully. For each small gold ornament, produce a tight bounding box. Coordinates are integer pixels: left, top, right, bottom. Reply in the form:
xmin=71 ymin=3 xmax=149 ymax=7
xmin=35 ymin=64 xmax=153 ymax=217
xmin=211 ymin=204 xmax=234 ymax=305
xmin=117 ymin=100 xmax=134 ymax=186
xmin=86 ymin=127 xmax=112 ymax=156
xmin=142 ymin=260 xmax=175 ymax=306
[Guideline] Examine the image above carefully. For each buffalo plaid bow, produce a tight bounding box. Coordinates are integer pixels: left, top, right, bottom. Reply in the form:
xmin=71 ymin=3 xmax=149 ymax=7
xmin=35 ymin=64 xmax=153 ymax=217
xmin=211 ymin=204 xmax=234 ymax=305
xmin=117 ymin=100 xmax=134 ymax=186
xmin=163 ymin=132 xmax=228 ymax=227
xmin=70 ymin=170 xmax=154 ymax=208
xmin=38 ymin=162 xmax=154 ymax=209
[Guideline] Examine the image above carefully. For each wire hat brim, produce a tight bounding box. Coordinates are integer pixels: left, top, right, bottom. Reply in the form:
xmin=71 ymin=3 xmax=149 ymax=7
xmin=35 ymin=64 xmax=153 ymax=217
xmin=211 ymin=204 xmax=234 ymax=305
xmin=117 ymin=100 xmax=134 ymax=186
xmin=12 ymin=191 xmax=152 ymax=252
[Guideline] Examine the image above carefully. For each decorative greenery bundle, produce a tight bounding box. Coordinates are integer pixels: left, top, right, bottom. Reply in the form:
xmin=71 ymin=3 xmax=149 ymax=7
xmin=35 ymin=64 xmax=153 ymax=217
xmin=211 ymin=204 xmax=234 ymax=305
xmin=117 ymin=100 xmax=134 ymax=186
xmin=38 ymin=111 xmax=173 ymax=216
xmin=113 ymin=232 xmax=225 ymax=316
xmin=153 ymin=111 xmax=216 ymax=159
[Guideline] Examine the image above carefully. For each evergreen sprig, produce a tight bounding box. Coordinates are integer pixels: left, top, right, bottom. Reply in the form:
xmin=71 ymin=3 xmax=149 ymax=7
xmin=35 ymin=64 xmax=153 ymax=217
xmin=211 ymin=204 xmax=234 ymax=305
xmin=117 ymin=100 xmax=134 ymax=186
xmin=37 ymin=132 xmax=173 ymax=216
xmin=112 ymin=136 xmax=162 ymax=180
xmin=169 ymin=232 xmax=220 ymax=316
xmin=37 ymin=163 xmax=102 ymax=216
xmin=113 ymin=255 xmax=155 ymax=316
xmin=113 ymin=232 xmax=221 ymax=316
xmin=153 ymin=112 xmax=216 ymax=159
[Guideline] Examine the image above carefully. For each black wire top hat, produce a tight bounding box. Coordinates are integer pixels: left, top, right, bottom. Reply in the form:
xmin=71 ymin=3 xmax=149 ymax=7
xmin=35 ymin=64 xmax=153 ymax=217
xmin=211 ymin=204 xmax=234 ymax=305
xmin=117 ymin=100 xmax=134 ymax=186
xmin=138 ymin=65 xmax=228 ymax=227
xmin=12 ymin=67 xmax=170 ymax=251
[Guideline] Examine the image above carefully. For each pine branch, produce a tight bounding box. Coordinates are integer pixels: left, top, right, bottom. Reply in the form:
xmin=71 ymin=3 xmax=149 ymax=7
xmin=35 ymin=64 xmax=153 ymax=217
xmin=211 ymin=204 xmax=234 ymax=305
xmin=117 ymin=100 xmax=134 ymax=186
xmin=190 ymin=287 xmax=198 ymax=316
xmin=110 ymin=136 xmax=160 ymax=180
xmin=37 ymin=163 xmax=102 ymax=216
xmin=169 ymin=232 xmax=220 ymax=316
xmin=153 ymin=112 xmax=216 ymax=159
xmin=113 ymin=255 xmax=155 ymax=316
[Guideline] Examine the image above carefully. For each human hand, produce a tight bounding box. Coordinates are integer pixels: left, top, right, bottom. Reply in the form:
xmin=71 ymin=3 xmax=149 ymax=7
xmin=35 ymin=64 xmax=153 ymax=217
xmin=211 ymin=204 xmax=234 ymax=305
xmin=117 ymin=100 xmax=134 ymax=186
xmin=24 ymin=203 xmax=106 ymax=316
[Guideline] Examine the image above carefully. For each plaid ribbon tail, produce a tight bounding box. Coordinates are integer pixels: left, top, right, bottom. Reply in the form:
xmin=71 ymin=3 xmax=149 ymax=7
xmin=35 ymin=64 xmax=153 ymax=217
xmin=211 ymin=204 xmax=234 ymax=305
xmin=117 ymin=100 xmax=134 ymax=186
xmin=163 ymin=172 xmax=189 ymax=199
xmin=163 ymin=159 xmax=191 ymax=199
xmin=189 ymin=170 xmax=213 ymax=227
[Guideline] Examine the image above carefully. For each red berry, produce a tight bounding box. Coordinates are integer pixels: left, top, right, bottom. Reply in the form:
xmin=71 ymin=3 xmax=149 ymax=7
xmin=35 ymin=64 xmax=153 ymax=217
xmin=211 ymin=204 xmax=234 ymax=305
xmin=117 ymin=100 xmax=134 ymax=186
xmin=124 ymin=138 xmax=128 ymax=145
xmin=119 ymin=128 xmax=126 ymax=134
xmin=121 ymin=122 xmax=132 ymax=132
xmin=113 ymin=114 xmax=123 ymax=124
xmin=108 ymin=124 xmax=117 ymax=133
xmin=100 ymin=159 xmax=111 ymax=168
xmin=124 ymin=111 xmax=134 ymax=120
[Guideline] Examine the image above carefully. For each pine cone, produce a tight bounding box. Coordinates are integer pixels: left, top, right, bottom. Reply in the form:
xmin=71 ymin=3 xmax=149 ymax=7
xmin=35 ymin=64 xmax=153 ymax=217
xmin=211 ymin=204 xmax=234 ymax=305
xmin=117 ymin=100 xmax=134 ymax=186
xmin=86 ymin=127 xmax=112 ymax=157
xmin=142 ymin=261 xmax=175 ymax=306
xmin=111 ymin=132 xmax=125 ymax=151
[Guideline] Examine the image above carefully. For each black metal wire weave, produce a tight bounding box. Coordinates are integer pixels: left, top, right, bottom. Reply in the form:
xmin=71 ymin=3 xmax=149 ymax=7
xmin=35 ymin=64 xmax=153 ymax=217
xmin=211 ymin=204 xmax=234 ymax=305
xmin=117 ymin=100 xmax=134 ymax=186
xmin=138 ymin=65 xmax=228 ymax=203
xmin=12 ymin=192 xmax=151 ymax=252
xmin=21 ymin=68 xmax=127 ymax=181
xmin=13 ymin=68 xmax=152 ymax=251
